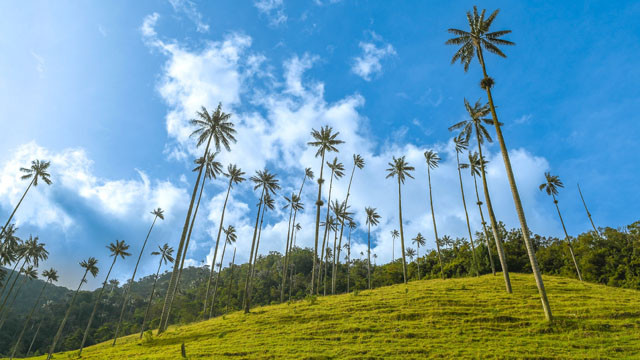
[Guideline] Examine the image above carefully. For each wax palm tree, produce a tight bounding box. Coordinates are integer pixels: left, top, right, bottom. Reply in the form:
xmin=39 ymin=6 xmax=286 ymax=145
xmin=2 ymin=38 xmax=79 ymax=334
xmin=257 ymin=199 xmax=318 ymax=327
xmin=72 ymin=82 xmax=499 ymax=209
xmin=10 ymin=268 xmax=57 ymax=359
xmin=577 ymin=183 xmax=599 ymax=235
xmin=462 ymin=151 xmax=496 ymax=275
xmin=140 ymin=244 xmax=174 ymax=339
xmin=453 ymin=135 xmax=479 ymax=276
xmin=243 ymin=169 xmax=279 ymax=313
xmin=281 ymin=192 xmax=304 ymax=302
xmin=424 ymin=150 xmax=445 ymax=279
xmin=225 ymin=247 xmax=236 ymax=313
xmin=113 ymin=208 xmax=164 ymax=344
xmin=447 ymin=6 xmax=551 ymax=320
xmin=202 ymin=163 xmax=245 ymax=316
xmin=345 ymin=221 xmax=356 ymax=292
xmin=364 ymin=207 xmax=380 ymax=289
xmin=209 ymin=225 xmax=237 ymax=317
xmin=0 ymin=265 xmax=37 ymax=330
xmin=386 ymin=156 xmax=414 ymax=283
xmin=294 ymin=223 xmax=302 ymax=246
xmin=333 ymin=201 xmax=352 ymax=294
xmin=412 ymin=233 xmax=426 ymax=280
xmin=449 ymin=99 xmax=511 ymax=292
xmin=319 ymin=214 xmax=336 ymax=295
xmin=1 ymin=160 xmax=52 ymax=238
xmin=0 ymin=226 xmax=22 ymax=296
xmin=47 ymin=257 xmax=99 ymax=359
xmin=323 ymin=217 xmax=339 ymax=296
xmin=308 ymin=126 xmax=343 ymax=294
xmin=158 ymin=103 xmax=236 ymax=333
xmin=252 ymin=193 xmax=275 ymax=278
xmin=539 ymin=173 xmax=583 ymax=281
xmin=391 ymin=229 xmax=399 ymax=262
xmin=406 ymin=248 xmax=416 ymax=264
xmin=80 ymin=240 xmax=130 ymax=354
xmin=290 ymin=169 xmax=313 ymax=249
xmin=318 ymin=157 xmax=344 ymax=294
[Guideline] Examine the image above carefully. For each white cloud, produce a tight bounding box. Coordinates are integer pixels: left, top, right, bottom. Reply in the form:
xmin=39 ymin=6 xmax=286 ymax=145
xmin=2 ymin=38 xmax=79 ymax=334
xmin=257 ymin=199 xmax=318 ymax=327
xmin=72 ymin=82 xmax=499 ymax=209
xmin=351 ymin=34 xmax=396 ymax=81
xmin=254 ymin=0 xmax=287 ymax=26
xmin=169 ymin=0 xmax=210 ymax=33
xmin=141 ymin=13 xmax=160 ymax=38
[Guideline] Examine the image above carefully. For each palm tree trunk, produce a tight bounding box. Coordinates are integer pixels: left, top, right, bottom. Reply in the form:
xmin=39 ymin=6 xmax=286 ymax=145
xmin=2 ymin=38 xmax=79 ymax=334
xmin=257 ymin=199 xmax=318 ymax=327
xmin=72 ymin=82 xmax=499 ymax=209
xmin=140 ymin=256 xmax=164 ymax=339
xmin=367 ymin=223 xmax=371 ymax=289
xmin=80 ymin=257 xmax=117 ymax=355
xmin=203 ymin=180 xmax=233 ymax=317
xmin=0 ymin=275 xmax=28 ymax=330
xmin=331 ymin=224 xmax=338 ymax=294
xmin=417 ymin=245 xmax=421 ymax=280
xmin=209 ymin=236 xmax=228 ymax=318
xmin=456 ymin=152 xmax=479 ymax=276
xmin=0 ymin=260 xmax=26 ymax=315
xmin=288 ymin=262 xmax=295 ymax=301
xmin=311 ymin=152 xmax=326 ymax=295
xmin=553 ymin=196 xmax=583 ymax=281
xmin=47 ymin=270 xmax=89 ymax=360
xmin=27 ymin=317 xmax=43 ymax=356
xmin=577 ymin=183 xmax=599 ymax=235
xmin=226 ymin=248 xmax=236 ymax=313
xmin=251 ymin=203 xmax=267 ymax=281
xmin=477 ymin=47 xmax=551 ymax=321
xmin=10 ymin=280 xmax=49 ymax=359
xmin=243 ymin=187 xmax=265 ymax=313
xmin=346 ymin=227 xmax=352 ymax=293
xmin=113 ymin=215 xmax=158 ymax=345
xmin=397 ymin=180 xmax=408 ymax=283
xmin=0 ymin=178 xmax=34 ymax=238
xmin=427 ymin=167 xmax=444 ymax=279
xmin=281 ymin=174 xmax=307 ymax=302
xmin=0 ymin=257 xmax=23 ymax=299
xmin=156 ymin=135 xmax=213 ymax=334
xmin=472 ymin=174 xmax=496 ymax=275
xmin=317 ymin=170 xmax=335 ymax=294
xmin=333 ymin=163 xmax=357 ymax=295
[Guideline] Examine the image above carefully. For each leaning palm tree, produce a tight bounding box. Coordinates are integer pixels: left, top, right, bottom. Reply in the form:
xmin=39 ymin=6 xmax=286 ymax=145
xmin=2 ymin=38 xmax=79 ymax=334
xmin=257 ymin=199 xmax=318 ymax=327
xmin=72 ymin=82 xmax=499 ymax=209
xmin=113 ymin=208 xmax=164 ymax=344
xmin=80 ymin=240 xmax=130 ymax=355
xmin=364 ymin=207 xmax=380 ymax=289
xmin=412 ymin=233 xmax=426 ymax=280
xmin=449 ymin=99 xmax=511 ymax=292
xmin=446 ymin=6 xmax=551 ymax=320
xmin=140 ymin=244 xmax=174 ymax=339
xmin=202 ymin=164 xmax=245 ymax=316
xmin=453 ymin=135 xmax=479 ymax=276
xmin=424 ymin=150 xmax=444 ymax=279
xmin=539 ymin=173 xmax=583 ymax=281
xmin=47 ymin=257 xmax=99 ymax=360
xmin=390 ymin=230 xmax=399 ymax=262
xmin=209 ymin=225 xmax=237 ymax=317
xmin=0 ymin=265 xmax=37 ymax=330
xmin=243 ymin=169 xmax=279 ymax=313
xmin=158 ymin=103 xmax=236 ymax=333
xmin=10 ymin=268 xmax=58 ymax=359
xmin=577 ymin=183 xmax=599 ymax=235
xmin=317 ymin=157 xmax=344 ymax=294
xmin=308 ymin=126 xmax=343 ymax=294
xmin=1 ymin=160 xmax=52 ymax=238
xmin=386 ymin=156 xmax=414 ymax=284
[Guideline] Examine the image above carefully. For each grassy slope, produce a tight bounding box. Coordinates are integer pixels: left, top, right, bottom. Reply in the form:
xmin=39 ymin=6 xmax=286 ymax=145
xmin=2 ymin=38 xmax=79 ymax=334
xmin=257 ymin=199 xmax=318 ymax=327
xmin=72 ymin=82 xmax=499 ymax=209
xmin=23 ymin=274 xmax=640 ymax=359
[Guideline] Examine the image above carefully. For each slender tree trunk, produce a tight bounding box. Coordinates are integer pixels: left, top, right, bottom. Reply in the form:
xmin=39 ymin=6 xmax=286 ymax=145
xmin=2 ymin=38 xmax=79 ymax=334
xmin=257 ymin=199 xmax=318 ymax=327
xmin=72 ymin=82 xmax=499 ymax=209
xmin=317 ymin=170 xmax=335 ymax=294
xmin=478 ymin=48 xmax=551 ymax=321
xmin=27 ymin=318 xmax=43 ymax=356
xmin=333 ymin=163 xmax=358 ymax=296
xmin=311 ymin=152 xmax=326 ymax=295
xmin=281 ymin=173 xmax=308 ymax=301
xmin=0 ymin=178 xmax=34 ymax=238
xmin=47 ymin=270 xmax=89 ymax=360
xmin=140 ymin=257 xmax=164 ymax=339
xmin=393 ymin=237 xmax=395 ymax=263
xmin=112 ymin=215 xmax=158 ymax=344
xmin=0 ymin=275 xmax=29 ymax=330
xmin=577 ymin=183 xmax=599 ymax=235
xmin=80 ymin=257 xmax=117 ymax=355
xmin=226 ymin=248 xmax=236 ymax=313
xmin=427 ymin=167 xmax=444 ymax=279
xmin=0 ymin=260 xmax=26 ymax=315
xmin=243 ymin=187 xmax=265 ymax=313
xmin=251 ymin=203 xmax=267 ymax=282
xmin=10 ymin=280 xmax=49 ymax=359
xmin=0 ymin=258 xmax=22 ymax=299
xmin=209 ymin=236 xmax=228 ymax=318
xmin=288 ymin=262 xmax=295 ymax=301
xmin=156 ymin=136 xmax=213 ymax=334
xmin=346 ymin=228 xmax=351 ymax=293
xmin=473 ymin=174 xmax=496 ymax=275
xmin=553 ymin=196 xmax=583 ymax=281
xmin=203 ymin=180 xmax=233 ymax=317
xmin=417 ymin=245 xmax=421 ymax=280
xmin=331 ymin=223 xmax=338 ymax=294
xmin=456 ymin=152 xmax=479 ymax=276
xmin=397 ymin=180 xmax=408 ymax=283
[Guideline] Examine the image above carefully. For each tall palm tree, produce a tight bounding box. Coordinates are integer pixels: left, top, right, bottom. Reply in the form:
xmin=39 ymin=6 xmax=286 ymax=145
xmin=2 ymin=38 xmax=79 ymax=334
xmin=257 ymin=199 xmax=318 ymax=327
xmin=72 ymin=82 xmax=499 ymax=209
xmin=412 ymin=233 xmax=426 ymax=280
xmin=243 ymin=169 xmax=279 ymax=313
xmin=540 ymin=173 xmax=583 ymax=281
xmin=209 ymin=225 xmax=237 ymax=317
xmin=113 ymin=208 xmax=164 ymax=344
xmin=290 ymin=169 xmax=313 ymax=250
xmin=463 ymin=152 xmax=496 ymax=275
xmin=319 ymin=214 xmax=336 ymax=295
xmin=449 ymin=99 xmax=511 ymax=292
xmin=0 ymin=228 xmax=23 ymax=299
xmin=345 ymin=220 xmax=356 ymax=293
xmin=10 ymin=268 xmax=57 ymax=359
xmin=391 ymin=230 xmax=399 ymax=262
xmin=140 ymin=244 xmax=174 ymax=339
xmin=318 ymin=157 xmax=344 ymax=294
xmin=386 ymin=156 xmax=414 ymax=284
xmin=225 ymin=247 xmax=236 ymax=313
xmin=308 ymin=126 xmax=343 ymax=294
xmin=364 ymin=207 xmax=380 ymax=289
xmin=158 ymin=103 xmax=236 ymax=333
xmin=333 ymin=201 xmax=352 ymax=294
xmin=47 ymin=257 xmax=99 ymax=360
xmin=446 ymin=6 xmax=551 ymax=321
xmin=281 ymin=192 xmax=304 ymax=302
xmin=80 ymin=240 xmax=130 ymax=355
xmin=453 ymin=135 xmax=479 ymax=276
xmin=294 ymin=223 xmax=302 ymax=246
xmin=424 ymin=150 xmax=444 ymax=279
xmin=577 ymin=183 xmax=599 ymax=235
xmin=1 ymin=160 xmax=52 ymax=238
xmin=0 ymin=265 xmax=37 ymax=330
xmin=251 ymin=193 xmax=275 ymax=280
xmin=202 ymin=164 xmax=245 ymax=316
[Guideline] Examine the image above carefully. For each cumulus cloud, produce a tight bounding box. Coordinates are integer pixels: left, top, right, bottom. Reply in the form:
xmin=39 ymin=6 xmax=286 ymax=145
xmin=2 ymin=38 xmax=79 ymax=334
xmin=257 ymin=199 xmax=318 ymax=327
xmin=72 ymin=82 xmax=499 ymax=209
xmin=351 ymin=33 xmax=396 ymax=81
xmin=254 ymin=0 xmax=287 ymax=26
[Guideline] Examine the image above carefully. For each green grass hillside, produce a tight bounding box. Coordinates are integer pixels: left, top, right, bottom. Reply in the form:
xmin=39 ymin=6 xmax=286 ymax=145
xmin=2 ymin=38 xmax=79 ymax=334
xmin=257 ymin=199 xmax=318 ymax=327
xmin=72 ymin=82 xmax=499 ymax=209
xmin=23 ymin=273 xmax=640 ymax=359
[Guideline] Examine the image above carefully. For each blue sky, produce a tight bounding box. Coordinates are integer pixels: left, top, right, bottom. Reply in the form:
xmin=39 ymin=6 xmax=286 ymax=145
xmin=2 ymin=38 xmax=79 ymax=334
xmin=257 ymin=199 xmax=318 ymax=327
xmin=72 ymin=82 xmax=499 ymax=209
xmin=1 ymin=0 xmax=639 ymax=289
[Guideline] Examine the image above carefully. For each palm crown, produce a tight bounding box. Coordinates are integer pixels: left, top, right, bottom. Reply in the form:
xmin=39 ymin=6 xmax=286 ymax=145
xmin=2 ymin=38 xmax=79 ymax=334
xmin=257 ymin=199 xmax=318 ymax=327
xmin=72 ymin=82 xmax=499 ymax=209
xmin=365 ymin=207 xmax=381 ymax=227
xmin=539 ymin=172 xmax=564 ymax=197
xmin=262 ymin=193 xmax=276 ymax=211
xmin=151 ymin=208 xmax=165 ymax=221
xmin=152 ymin=244 xmax=175 ymax=265
xmin=353 ymin=154 xmax=365 ymax=169
xmin=20 ymin=159 xmax=52 ymax=186
xmin=327 ymin=157 xmax=345 ymax=179
xmin=445 ymin=6 xmax=514 ymax=72
xmin=224 ymin=164 xmax=246 ymax=187
xmin=453 ymin=134 xmax=469 ymax=154
xmin=42 ymin=268 xmax=59 ymax=283
xmin=21 ymin=265 xmax=38 ymax=280
xmin=391 ymin=229 xmax=399 ymax=240
xmin=23 ymin=236 xmax=48 ymax=267
xmin=449 ymin=98 xmax=494 ymax=144
xmin=193 ymin=151 xmax=223 ymax=180
xmin=80 ymin=257 xmax=100 ymax=279
xmin=308 ymin=126 xmax=344 ymax=158
xmin=108 ymin=240 xmax=131 ymax=260
xmin=412 ymin=233 xmax=426 ymax=247
xmin=304 ymin=167 xmax=315 ymax=180
xmin=424 ymin=150 xmax=440 ymax=170
xmin=190 ymin=103 xmax=237 ymax=152
xmin=251 ymin=169 xmax=280 ymax=197
xmin=223 ymin=225 xmax=237 ymax=244
xmin=385 ymin=156 xmax=415 ymax=184
xmin=462 ymin=151 xmax=487 ymax=177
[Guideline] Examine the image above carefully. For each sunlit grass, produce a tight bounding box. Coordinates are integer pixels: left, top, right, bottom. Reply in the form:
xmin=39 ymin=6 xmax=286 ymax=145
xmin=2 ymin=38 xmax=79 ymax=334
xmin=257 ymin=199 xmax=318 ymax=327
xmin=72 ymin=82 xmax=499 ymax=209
xmin=20 ymin=273 xmax=640 ymax=359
